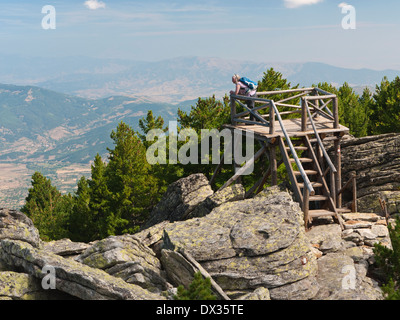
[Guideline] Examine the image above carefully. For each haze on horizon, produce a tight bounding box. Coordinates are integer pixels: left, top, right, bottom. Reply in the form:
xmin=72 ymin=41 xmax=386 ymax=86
xmin=0 ymin=0 xmax=399 ymax=72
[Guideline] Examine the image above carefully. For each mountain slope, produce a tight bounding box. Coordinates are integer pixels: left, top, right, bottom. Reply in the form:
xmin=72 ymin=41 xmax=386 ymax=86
xmin=0 ymin=84 xmax=190 ymax=164
xmin=1 ymin=55 xmax=399 ymax=103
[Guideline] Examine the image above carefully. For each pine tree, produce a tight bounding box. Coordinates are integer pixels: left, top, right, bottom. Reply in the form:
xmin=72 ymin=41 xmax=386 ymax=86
xmin=374 ymin=216 xmax=400 ymax=299
xmin=105 ymin=121 xmax=157 ymax=234
xmin=174 ymin=272 xmax=217 ymax=300
xmin=69 ymin=177 xmax=93 ymax=242
xmin=21 ymin=172 xmax=71 ymax=241
xmin=369 ymin=76 xmax=400 ymax=135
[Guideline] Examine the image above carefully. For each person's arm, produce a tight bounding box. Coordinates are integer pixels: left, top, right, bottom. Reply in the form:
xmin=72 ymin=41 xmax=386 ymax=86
xmin=235 ymin=83 xmax=241 ymax=95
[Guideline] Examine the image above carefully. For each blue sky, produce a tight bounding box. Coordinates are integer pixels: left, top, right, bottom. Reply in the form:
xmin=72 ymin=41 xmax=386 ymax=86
xmin=1 ymin=0 xmax=399 ymax=70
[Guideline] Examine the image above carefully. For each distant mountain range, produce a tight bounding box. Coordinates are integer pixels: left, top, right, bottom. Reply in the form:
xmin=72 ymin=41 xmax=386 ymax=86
xmin=1 ymin=55 xmax=399 ymax=103
xmin=0 ymin=54 xmax=399 ymax=208
xmin=0 ymin=83 xmax=193 ymax=164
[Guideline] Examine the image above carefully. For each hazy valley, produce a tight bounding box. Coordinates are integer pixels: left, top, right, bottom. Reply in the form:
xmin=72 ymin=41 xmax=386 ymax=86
xmin=1 ymin=55 xmax=399 ymax=209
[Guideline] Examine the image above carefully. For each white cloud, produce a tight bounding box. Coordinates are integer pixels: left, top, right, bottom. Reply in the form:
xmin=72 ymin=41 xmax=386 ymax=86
xmin=338 ymin=2 xmax=349 ymax=8
xmin=283 ymin=0 xmax=323 ymax=9
xmin=84 ymin=0 xmax=106 ymax=10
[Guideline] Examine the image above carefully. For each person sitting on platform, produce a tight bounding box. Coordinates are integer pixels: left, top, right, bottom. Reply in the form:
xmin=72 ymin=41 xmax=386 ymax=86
xmin=230 ymin=74 xmax=257 ymax=123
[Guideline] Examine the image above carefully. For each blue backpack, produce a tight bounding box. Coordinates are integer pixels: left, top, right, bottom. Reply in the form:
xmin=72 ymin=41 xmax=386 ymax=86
xmin=239 ymin=77 xmax=258 ymax=90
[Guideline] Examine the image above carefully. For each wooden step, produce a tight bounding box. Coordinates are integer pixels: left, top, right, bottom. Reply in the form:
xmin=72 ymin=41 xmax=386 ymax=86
xmin=337 ymin=208 xmax=352 ymax=213
xmin=309 ymin=195 xmax=329 ymax=201
xmin=286 ymin=146 xmax=308 ymax=151
xmin=289 ymin=158 xmax=313 ymax=163
xmin=309 ymin=209 xmax=336 ymax=218
xmin=294 ymin=170 xmax=318 ymax=176
xmin=298 ymin=182 xmax=323 ymax=188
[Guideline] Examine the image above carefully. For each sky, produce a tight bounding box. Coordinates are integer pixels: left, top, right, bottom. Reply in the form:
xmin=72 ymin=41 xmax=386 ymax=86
xmin=0 ymin=0 xmax=400 ymax=70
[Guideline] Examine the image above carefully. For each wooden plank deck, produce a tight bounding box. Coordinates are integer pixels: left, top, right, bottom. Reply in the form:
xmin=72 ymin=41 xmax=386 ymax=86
xmin=224 ymin=117 xmax=349 ymax=140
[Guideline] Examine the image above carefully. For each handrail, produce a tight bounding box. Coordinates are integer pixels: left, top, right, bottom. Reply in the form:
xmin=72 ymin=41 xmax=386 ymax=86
xmin=270 ymin=100 xmax=315 ymax=196
xmin=304 ymin=100 xmax=337 ymax=173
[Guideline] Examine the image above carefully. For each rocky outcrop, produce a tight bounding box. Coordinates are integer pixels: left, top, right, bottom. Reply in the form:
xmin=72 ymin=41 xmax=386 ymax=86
xmin=162 ymin=186 xmax=318 ymax=299
xmin=0 ymin=239 xmax=163 ymax=300
xmin=76 ymin=234 xmax=168 ymax=293
xmin=339 ymin=133 xmax=400 ymax=214
xmin=0 ymin=173 xmax=392 ymax=300
xmin=142 ymin=173 xmax=213 ymax=229
xmin=0 ymin=208 xmax=40 ymax=248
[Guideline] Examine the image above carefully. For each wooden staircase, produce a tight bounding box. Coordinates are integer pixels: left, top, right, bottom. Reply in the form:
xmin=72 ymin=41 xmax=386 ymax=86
xmin=278 ymin=135 xmax=343 ymax=230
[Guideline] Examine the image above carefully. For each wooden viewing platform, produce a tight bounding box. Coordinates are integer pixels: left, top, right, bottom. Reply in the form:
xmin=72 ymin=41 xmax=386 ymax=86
xmin=213 ymin=87 xmax=356 ymax=230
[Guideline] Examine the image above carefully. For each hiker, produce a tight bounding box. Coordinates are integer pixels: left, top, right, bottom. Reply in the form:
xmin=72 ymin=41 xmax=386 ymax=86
xmin=230 ymin=74 xmax=257 ymax=122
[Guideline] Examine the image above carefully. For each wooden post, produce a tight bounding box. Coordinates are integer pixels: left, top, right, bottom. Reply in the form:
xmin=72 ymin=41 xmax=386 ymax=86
xmin=330 ymin=170 xmax=336 ymax=206
xmin=270 ymin=144 xmax=278 ymax=186
xmin=233 ymin=129 xmax=241 ymax=184
xmin=230 ymin=96 xmax=237 ymax=125
xmin=269 ymin=102 xmax=275 ymax=135
xmin=301 ymin=98 xmax=307 ymax=132
xmin=303 ymin=186 xmax=310 ymax=230
xmin=334 ymin=138 xmax=342 ymax=209
xmin=332 ymin=97 xmax=339 ymax=129
xmin=352 ymin=172 xmax=357 ymax=213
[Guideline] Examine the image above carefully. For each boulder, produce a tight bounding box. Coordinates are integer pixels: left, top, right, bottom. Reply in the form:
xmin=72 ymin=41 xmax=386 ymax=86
xmin=142 ymin=173 xmax=213 ymax=229
xmin=42 ymin=238 xmax=90 ymax=258
xmin=162 ymin=187 xmax=318 ymax=299
xmin=76 ymin=234 xmax=168 ymax=293
xmin=0 ymin=208 xmax=40 ymax=248
xmin=0 ymin=239 xmax=163 ymax=300
xmin=338 ymin=133 xmax=400 ymax=214
xmin=314 ymin=252 xmax=382 ymax=300
xmin=187 ymin=184 xmax=245 ymax=219
xmin=0 ymin=271 xmax=53 ymax=300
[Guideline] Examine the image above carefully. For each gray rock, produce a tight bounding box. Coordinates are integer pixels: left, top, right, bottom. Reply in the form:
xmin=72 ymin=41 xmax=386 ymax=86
xmin=142 ymin=174 xmax=213 ymax=229
xmin=0 ymin=208 xmax=40 ymax=248
xmin=162 ymin=187 xmax=317 ymax=293
xmin=188 ymin=184 xmax=245 ymax=219
xmin=238 ymin=287 xmax=270 ymax=300
xmin=42 ymin=238 xmax=90 ymax=257
xmin=314 ymin=252 xmax=382 ymax=300
xmin=76 ymin=234 xmax=168 ymax=293
xmin=0 ymin=271 xmax=74 ymax=300
xmin=337 ymin=133 xmax=400 ymax=213
xmin=0 ymin=239 xmax=163 ymax=300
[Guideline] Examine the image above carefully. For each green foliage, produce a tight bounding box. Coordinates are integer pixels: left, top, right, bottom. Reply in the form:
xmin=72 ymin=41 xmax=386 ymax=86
xmin=21 ymin=70 xmax=400 ymax=244
xmin=21 ymin=172 xmax=72 ymax=241
xmin=373 ymin=217 xmax=400 ymax=299
xmin=369 ymin=76 xmax=400 ymax=135
xmin=69 ymin=121 xmax=158 ymax=242
xmin=138 ymin=110 xmax=183 ymax=197
xmin=174 ymin=272 xmax=217 ymax=300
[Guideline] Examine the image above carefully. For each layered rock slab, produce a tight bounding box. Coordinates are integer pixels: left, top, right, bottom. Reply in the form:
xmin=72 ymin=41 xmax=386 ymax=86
xmin=162 ymin=187 xmax=318 ymax=298
xmin=0 ymin=239 xmax=163 ymax=300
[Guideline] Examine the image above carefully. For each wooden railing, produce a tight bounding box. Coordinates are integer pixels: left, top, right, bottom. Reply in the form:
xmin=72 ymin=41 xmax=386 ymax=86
xmin=230 ymin=87 xmax=340 ymax=132
xmin=229 ymin=87 xmax=341 ymax=205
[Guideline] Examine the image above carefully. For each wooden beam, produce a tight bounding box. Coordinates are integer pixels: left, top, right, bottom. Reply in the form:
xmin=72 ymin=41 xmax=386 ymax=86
xmin=257 ymin=88 xmax=315 ymax=95
xmin=278 ymin=136 xmax=304 ymax=206
xmin=178 ymin=249 xmax=230 ymax=300
xmin=303 ymin=186 xmax=310 ymax=230
xmin=270 ymin=144 xmax=278 ymax=186
xmin=305 ymin=94 xmax=337 ymax=100
xmin=301 ymin=98 xmax=307 ymax=132
xmin=332 ymin=97 xmax=339 ymax=129
xmin=230 ymin=96 xmax=236 ymax=125
xmin=210 ymin=153 xmax=224 ymax=185
xmin=334 ymin=139 xmax=342 ymax=208
xmin=219 ymin=145 xmax=267 ymax=191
